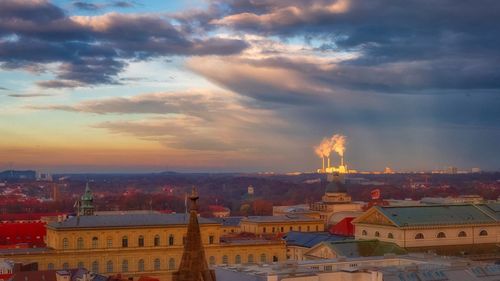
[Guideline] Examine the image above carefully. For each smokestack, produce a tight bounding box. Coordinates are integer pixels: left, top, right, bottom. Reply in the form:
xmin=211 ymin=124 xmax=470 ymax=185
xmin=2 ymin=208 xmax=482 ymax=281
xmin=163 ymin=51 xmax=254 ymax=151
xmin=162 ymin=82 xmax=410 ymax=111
xmin=327 ymin=156 xmax=331 ymax=168
xmin=322 ymin=156 xmax=325 ymax=171
xmin=341 ymin=156 xmax=344 ymax=167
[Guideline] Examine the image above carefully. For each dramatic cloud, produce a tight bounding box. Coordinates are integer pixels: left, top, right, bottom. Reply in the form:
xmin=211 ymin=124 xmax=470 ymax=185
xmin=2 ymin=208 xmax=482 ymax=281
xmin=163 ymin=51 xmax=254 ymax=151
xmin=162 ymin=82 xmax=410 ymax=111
xmin=0 ymin=0 xmax=248 ymax=88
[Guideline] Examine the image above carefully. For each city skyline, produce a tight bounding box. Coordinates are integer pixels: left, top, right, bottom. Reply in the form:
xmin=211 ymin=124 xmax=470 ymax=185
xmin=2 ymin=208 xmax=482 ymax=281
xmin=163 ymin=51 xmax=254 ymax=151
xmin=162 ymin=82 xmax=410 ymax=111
xmin=1 ymin=0 xmax=500 ymax=173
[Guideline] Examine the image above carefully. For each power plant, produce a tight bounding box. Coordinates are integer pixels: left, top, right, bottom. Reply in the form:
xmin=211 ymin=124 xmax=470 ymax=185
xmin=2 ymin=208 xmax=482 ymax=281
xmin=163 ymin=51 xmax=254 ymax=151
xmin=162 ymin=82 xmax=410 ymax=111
xmin=314 ymin=134 xmax=354 ymax=174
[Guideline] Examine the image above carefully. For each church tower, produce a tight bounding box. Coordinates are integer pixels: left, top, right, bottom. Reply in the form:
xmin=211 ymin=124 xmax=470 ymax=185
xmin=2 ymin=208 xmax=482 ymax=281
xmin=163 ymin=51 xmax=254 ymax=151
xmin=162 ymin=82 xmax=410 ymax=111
xmin=79 ymin=182 xmax=95 ymax=216
xmin=174 ymin=188 xmax=216 ymax=281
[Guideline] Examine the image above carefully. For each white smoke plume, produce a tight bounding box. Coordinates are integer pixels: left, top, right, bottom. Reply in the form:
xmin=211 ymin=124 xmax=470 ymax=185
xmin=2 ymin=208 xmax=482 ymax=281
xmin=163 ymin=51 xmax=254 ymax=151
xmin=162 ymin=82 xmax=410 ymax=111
xmin=314 ymin=134 xmax=347 ymax=158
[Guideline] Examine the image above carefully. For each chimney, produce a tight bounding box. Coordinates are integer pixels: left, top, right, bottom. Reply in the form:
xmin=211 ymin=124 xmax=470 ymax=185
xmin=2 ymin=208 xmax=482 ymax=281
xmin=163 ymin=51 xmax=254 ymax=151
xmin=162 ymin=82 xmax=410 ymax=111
xmin=322 ymin=156 xmax=325 ymax=171
xmin=327 ymin=156 xmax=331 ymax=168
xmin=341 ymin=156 xmax=344 ymax=167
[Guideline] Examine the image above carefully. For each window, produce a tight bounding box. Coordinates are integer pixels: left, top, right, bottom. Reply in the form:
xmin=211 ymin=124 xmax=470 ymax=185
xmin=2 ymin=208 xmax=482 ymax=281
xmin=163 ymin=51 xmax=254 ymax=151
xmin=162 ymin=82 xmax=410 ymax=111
xmin=458 ymin=231 xmax=467 ymax=237
xmin=122 ymin=236 xmax=128 ymax=248
xmin=235 ymin=255 xmax=241 ymax=264
xmin=154 ymin=235 xmax=160 ymax=247
xmin=77 ymin=261 xmax=84 ymax=268
xmin=298 ymin=226 xmax=302 ymax=231
xmin=168 ymin=258 xmax=175 ymax=270
xmin=362 ymin=230 xmax=367 ymax=236
xmin=316 ymin=225 xmax=319 ymax=231
xmin=122 ymin=260 xmax=129 ymax=272
xmin=77 ymin=237 xmax=84 ymax=249
xmin=479 ymin=230 xmax=488 ymax=236
xmin=138 ymin=259 xmax=145 ymax=272
xmin=263 ymin=227 xmax=266 ymax=233
xmin=260 ymin=253 xmax=267 ymax=263
xmin=106 ymin=261 xmax=113 ymax=273
xmin=388 ymin=233 xmax=394 ymax=239
xmin=273 ymin=256 xmax=278 ymax=262
xmin=437 ymin=232 xmax=446 ymax=238
xmin=92 ymin=261 xmax=99 ymax=273
xmin=248 ymin=254 xmax=254 ymax=263
xmin=222 ymin=255 xmax=228 ymax=264
xmin=154 ymin=258 xmax=161 ymax=271
xmin=107 ymin=237 xmax=113 ymax=248
xmin=289 ymin=226 xmax=293 ymax=231
xmin=63 ymin=262 xmax=69 ymax=270
xmin=138 ymin=235 xmax=145 ymax=247
xmin=415 ymin=233 xmax=424 ymax=239
xmin=48 ymin=263 xmax=54 ymax=270
xmin=307 ymin=226 xmax=310 ymax=232
xmin=281 ymin=227 xmax=284 ymax=232
xmin=209 ymin=235 xmax=214 ymax=244
xmin=272 ymin=227 xmax=275 ymax=233
xmin=375 ymin=231 xmax=380 ymax=237
xmin=92 ymin=237 xmax=98 ymax=248
xmin=62 ymin=238 xmax=69 ymax=249
xmin=209 ymin=256 xmax=216 ymax=265
xmin=168 ymin=234 xmax=174 ymax=246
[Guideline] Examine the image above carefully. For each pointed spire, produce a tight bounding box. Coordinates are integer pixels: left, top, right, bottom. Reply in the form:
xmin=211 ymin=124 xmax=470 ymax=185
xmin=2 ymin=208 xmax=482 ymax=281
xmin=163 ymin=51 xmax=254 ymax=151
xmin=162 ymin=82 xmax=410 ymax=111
xmin=174 ymin=187 xmax=216 ymax=281
xmin=79 ymin=181 xmax=95 ymax=216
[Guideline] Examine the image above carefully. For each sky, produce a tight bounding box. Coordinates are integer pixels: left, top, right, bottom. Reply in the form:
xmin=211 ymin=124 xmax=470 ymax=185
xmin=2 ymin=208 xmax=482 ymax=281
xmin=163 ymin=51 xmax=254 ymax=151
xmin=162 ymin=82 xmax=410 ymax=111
xmin=0 ymin=0 xmax=499 ymax=173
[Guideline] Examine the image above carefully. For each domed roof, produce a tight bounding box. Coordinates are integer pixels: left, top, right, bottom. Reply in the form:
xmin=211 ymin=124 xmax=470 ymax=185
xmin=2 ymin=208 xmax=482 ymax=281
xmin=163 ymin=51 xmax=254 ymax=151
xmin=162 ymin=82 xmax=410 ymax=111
xmin=325 ymin=180 xmax=347 ymax=193
xmin=325 ymin=173 xmax=347 ymax=193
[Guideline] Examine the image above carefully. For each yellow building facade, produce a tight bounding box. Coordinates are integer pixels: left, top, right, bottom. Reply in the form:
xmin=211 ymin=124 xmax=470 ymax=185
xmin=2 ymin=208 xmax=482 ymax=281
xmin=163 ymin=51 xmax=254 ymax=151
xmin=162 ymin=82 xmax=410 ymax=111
xmin=240 ymin=215 xmax=325 ymax=235
xmin=0 ymin=214 xmax=286 ymax=281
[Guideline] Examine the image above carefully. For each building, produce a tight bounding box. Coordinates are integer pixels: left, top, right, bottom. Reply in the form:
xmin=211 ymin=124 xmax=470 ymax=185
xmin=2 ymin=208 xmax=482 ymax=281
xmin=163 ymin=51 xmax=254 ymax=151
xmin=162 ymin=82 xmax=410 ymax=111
xmin=215 ymin=253 xmax=500 ymax=281
xmin=282 ymin=232 xmax=350 ymax=261
xmin=0 ymin=187 xmax=286 ymax=281
xmin=352 ymin=203 xmax=500 ymax=256
xmin=309 ymin=173 xmax=363 ymax=225
xmin=240 ymin=215 xmax=324 ymax=235
xmin=304 ymin=239 xmax=407 ymax=260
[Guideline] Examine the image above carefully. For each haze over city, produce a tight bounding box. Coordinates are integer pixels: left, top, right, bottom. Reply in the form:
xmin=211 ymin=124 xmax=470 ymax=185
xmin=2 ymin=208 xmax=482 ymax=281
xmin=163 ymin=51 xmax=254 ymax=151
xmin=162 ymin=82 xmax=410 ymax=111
xmin=1 ymin=0 xmax=500 ymax=173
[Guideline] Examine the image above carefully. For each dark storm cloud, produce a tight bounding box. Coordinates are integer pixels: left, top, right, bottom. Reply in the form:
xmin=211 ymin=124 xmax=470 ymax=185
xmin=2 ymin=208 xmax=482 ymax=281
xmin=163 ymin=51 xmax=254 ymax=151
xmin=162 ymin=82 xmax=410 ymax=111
xmin=0 ymin=0 xmax=248 ymax=88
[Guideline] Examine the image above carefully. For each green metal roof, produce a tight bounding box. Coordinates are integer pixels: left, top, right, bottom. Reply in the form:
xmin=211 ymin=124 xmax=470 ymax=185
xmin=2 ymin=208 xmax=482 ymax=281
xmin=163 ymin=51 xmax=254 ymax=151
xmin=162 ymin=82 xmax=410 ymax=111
xmin=374 ymin=204 xmax=498 ymax=227
xmin=322 ymin=240 xmax=407 ymax=258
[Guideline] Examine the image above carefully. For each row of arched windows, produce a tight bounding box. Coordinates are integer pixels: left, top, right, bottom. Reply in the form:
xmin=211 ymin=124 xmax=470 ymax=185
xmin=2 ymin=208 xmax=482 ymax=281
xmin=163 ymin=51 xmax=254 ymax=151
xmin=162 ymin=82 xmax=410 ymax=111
xmin=48 ymin=253 xmax=279 ymax=273
xmin=361 ymin=229 xmax=489 ymax=239
xmin=62 ymin=234 xmax=178 ymax=249
xmin=47 ymin=258 xmax=176 ymax=273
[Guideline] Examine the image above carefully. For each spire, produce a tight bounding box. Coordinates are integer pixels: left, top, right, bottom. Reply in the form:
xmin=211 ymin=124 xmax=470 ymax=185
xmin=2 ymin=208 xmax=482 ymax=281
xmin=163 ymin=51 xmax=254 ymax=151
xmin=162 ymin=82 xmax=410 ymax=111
xmin=79 ymin=182 xmax=95 ymax=216
xmin=174 ymin=188 xmax=216 ymax=281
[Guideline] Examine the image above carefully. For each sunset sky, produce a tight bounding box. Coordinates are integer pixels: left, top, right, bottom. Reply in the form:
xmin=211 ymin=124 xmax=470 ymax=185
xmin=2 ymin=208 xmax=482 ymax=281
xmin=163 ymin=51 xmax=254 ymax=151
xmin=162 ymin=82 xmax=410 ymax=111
xmin=1 ymin=0 xmax=499 ymax=173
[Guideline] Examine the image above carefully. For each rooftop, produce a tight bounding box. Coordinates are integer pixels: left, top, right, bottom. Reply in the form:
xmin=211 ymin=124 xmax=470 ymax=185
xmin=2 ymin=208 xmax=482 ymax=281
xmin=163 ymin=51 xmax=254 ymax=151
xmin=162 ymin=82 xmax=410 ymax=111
xmin=282 ymin=231 xmax=351 ymax=248
xmin=319 ymin=239 xmax=407 ymax=258
xmin=243 ymin=215 xmax=322 ymax=223
xmin=47 ymin=213 xmax=219 ymax=230
xmin=373 ymin=203 xmax=500 ymax=227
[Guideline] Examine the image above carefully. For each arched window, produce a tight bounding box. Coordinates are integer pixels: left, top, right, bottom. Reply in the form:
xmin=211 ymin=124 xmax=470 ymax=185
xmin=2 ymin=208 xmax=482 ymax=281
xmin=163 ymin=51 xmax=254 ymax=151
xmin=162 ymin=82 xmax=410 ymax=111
xmin=387 ymin=233 xmax=394 ymax=239
xmin=138 ymin=259 xmax=145 ymax=272
xmin=154 ymin=258 xmax=161 ymax=271
xmin=122 ymin=236 xmax=128 ymax=248
xmin=209 ymin=256 xmax=216 ymax=265
xmin=235 ymin=255 xmax=241 ymax=264
xmin=106 ymin=261 xmax=113 ymax=273
xmin=62 ymin=238 xmax=69 ymax=249
xmin=437 ymin=232 xmax=446 ymax=238
xmin=248 ymin=254 xmax=254 ymax=263
xmin=415 ymin=233 xmax=424 ymax=239
xmin=77 ymin=237 xmax=84 ymax=249
xmin=479 ymin=230 xmax=488 ymax=236
xmin=92 ymin=237 xmax=98 ymax=248
xmin=138 ymin=235 xmax=145 ymax=247
xmin=47 ymin=263 xmax=54 ymax=270
xmin=168 ymin=258 xmax=175 ymax=270
xmin=107 ymin=237 xmax=113 ymax=248
xmin=91 ymin=261 xmax=99 ymax=273
xmin=63 ymin=262 xmax=69 ymax=270
xmin=122 ymin=260 xmax=129 ymax=272
xmin=375 ymin=231 xmax=380 ymax=237
xmin=362 ymin=230 xmax=367 ymax=236
xmin=458 ymin=231 xmax=467 ymax=237
xmin=222 ymin=255 xmax=228 ymax=264
xmin=168 ymin=234 xmax=174 ymax=246
xmin=77 ymin=261 xmax=84 ymax=268
xmin=154 ymin=235 xmax=160 ymax=247
xmin=260 ymin=253 xmax=267 ymax=263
